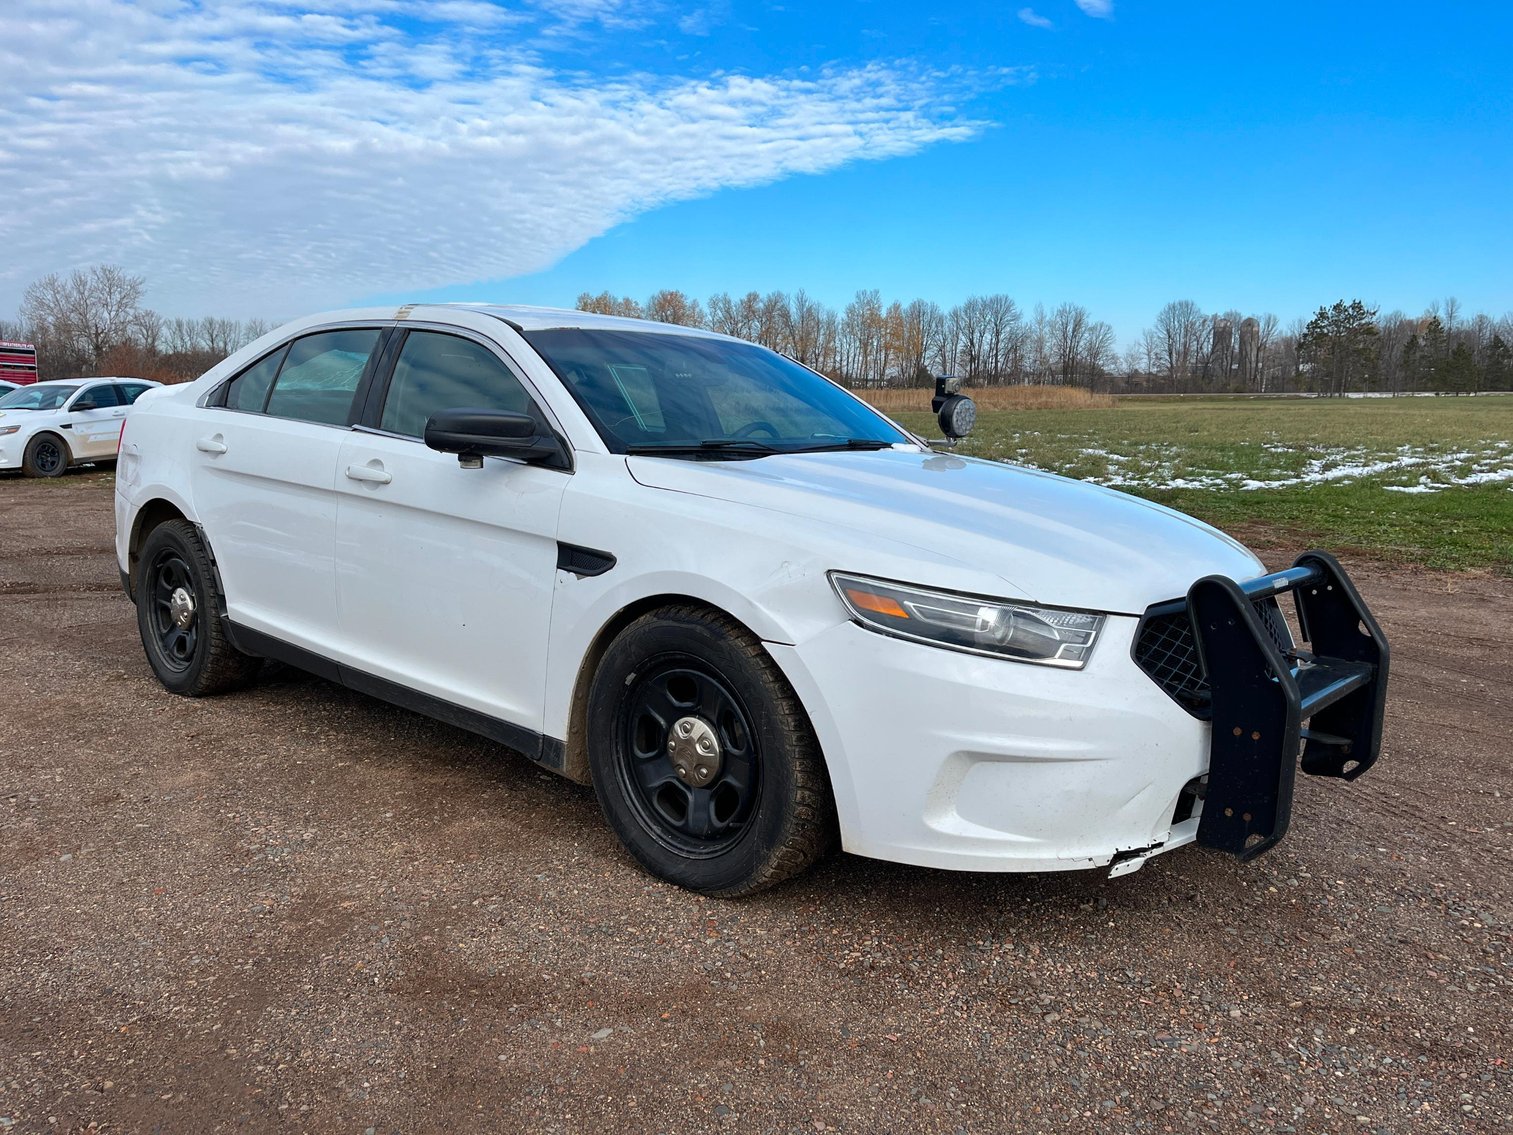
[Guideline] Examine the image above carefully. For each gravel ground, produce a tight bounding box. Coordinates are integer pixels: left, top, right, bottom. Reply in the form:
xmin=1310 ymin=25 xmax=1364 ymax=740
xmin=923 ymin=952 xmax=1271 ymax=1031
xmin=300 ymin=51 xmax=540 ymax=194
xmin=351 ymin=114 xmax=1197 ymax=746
xmin=1 ymin=471 xmax=1508 ymax=1134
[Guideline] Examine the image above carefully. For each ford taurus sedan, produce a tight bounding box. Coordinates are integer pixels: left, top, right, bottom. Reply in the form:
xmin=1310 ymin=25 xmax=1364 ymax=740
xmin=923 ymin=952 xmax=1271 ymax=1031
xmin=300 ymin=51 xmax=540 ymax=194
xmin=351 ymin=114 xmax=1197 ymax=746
xmin=114 ymin=305 xmax=1388 ymax=895
xmin=1 ymin=377 xmax=161 ymax=477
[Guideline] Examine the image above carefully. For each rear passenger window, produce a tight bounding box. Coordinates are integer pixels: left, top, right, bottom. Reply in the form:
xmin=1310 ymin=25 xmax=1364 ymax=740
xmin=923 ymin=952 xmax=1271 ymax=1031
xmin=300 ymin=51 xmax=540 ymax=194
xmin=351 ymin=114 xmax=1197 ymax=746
xmin=264 ymin=329 xmax=380 ymax=426
xmin=380 ymin=331 xmax=537 ymax=438
xmin=222 ymin=346 xmax=287 ymax=412
xmin=116 ymin=383 xmax=152 ymax=404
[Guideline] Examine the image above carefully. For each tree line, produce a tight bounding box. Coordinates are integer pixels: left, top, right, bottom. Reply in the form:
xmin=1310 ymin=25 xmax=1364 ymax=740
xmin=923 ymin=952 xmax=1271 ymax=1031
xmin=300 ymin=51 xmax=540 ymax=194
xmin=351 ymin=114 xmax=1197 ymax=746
xmin=2 ymin=266 xmax=272 ymax=384
xmin=4 ymin=265 xmax=1509 ymax=395
xmin=581 ymin=289 xmax=1513 ymax=395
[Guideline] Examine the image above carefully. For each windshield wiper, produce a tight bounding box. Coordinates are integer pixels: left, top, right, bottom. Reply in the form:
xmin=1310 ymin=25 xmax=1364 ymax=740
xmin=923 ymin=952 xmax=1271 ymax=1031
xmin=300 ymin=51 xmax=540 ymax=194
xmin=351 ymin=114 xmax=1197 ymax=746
xmin=786 ymin=438 xmax=897 ymax=453
xmin=624 ymin=439 xmax=778 ymax=459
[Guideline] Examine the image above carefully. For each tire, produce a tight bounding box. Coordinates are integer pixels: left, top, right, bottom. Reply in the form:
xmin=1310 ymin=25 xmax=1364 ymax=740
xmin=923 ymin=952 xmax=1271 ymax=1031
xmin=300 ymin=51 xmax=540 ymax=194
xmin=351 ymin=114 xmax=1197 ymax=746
xmin=22 ymin=433 xmax=69 ymax=478
xmin=135 ymin=519 xmax=261 ymax=696
xmin=586 ymin=605 xmax=835 ymax=896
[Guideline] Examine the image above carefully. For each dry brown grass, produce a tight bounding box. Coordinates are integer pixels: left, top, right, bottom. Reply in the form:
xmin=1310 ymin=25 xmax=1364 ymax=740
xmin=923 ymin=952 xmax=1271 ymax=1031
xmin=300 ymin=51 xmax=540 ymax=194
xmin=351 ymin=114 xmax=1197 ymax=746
xmin=857 ymin=385 xmax=1117 ymax=412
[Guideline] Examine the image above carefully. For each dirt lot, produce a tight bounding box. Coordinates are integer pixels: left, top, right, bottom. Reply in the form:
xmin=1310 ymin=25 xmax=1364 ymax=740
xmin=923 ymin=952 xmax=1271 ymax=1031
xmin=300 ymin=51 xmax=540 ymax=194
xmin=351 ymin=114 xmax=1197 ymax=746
xmin=1 ymin=472 xmax=1508 ymax=1134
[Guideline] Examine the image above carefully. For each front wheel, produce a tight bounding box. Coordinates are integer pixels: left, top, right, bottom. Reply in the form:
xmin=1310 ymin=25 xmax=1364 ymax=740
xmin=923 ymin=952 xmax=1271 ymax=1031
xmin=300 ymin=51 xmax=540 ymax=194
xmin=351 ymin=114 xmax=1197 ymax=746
xmin=22 ymin=433 xmax=69 ymax=478
xmin=586 ymin=605 xmax=835 ymax=896
xmin=135 ymin=519 xmax=261 ymax=696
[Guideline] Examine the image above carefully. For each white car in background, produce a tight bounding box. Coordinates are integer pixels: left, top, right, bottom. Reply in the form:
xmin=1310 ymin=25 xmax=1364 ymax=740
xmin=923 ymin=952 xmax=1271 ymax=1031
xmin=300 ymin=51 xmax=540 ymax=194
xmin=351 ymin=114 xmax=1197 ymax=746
xmin=113 ymin=305 xmax=1389 ymax=896
xmin=0 ymin=377 xmax=161 ymax=477
xmin=0 ymin=379 xmax=21 ymax=397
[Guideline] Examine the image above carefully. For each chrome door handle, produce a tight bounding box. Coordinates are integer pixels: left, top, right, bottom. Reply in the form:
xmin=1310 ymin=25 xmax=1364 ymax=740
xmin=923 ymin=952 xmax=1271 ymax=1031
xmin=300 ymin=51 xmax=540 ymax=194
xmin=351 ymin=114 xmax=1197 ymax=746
xmin=195 ymin=436 xmax=228 ymax=455
xmin=111 ymin=410 xmax=125 ymax=417
xmin=345 ymin=463 xmax=392 ymax=485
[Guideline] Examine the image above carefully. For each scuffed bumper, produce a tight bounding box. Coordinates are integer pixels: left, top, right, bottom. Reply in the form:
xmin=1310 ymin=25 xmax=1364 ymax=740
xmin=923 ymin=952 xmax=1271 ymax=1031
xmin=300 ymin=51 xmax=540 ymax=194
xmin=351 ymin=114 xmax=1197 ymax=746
xmin=766 ymin=617 xmax=1209 ymax=875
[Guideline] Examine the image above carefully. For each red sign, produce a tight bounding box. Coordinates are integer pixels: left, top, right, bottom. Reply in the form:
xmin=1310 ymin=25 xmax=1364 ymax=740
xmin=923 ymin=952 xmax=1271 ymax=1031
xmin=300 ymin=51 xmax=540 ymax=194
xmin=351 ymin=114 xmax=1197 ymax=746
xmin=0 ymin=341 xmax=38 ymax=384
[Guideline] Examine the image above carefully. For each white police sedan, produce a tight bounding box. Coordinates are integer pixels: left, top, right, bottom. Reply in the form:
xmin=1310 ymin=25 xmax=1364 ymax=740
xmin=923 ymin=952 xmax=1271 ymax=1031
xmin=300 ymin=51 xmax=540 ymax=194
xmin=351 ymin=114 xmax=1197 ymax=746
xmin=0 ymin=377 xmax=161 ymax=477
xmin=113 ymin=305 xmax=1388 ymax=895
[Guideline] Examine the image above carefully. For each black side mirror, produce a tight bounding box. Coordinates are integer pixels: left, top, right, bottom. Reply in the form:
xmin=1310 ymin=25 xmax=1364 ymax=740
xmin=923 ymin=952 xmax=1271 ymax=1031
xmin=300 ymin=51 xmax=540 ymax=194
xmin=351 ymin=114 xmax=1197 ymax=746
xmin=424 ymin=408 xmax=563 ymax=468
xmin=72 ymin=399 xmax=98 ymax=412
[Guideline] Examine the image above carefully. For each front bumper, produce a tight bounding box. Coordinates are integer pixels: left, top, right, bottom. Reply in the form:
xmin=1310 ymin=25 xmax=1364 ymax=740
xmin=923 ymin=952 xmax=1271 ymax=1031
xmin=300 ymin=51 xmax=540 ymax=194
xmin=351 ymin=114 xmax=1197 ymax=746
xmin=768 ymin=551 xmax=1388 ymax=877
xmin=767 ymin=615 xmax=1211 ymax=875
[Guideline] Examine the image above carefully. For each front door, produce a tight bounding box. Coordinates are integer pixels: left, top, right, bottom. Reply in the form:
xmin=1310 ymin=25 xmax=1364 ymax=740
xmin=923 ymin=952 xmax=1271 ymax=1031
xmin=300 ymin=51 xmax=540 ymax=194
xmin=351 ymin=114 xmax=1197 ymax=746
xmin=333 ymin=328 xmax=568 ymax=733
xmin=67 ymin=383 xmax=127 ymax=458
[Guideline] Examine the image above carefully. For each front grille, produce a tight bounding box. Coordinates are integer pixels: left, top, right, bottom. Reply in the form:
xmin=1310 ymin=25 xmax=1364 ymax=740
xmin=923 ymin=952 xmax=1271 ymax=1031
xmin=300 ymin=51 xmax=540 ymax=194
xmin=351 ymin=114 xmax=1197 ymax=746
xmin=1134 ymin=596 xmax=1293 ymax=714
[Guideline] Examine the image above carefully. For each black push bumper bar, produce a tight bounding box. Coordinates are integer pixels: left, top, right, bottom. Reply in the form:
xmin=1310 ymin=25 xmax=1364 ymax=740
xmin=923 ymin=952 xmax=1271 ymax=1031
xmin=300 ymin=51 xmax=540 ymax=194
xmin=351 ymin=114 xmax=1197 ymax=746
xmin=1185 ymin=551 xmax=1389 ymax=860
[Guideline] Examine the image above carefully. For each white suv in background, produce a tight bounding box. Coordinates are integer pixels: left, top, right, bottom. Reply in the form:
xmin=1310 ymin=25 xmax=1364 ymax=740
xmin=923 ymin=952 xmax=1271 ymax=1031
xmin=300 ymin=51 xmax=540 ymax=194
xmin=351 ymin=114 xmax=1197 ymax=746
xmin=113 ymin=305 xmax=1389 ymax=896
xmin=0 ymin=377 xmax=161 ymax=477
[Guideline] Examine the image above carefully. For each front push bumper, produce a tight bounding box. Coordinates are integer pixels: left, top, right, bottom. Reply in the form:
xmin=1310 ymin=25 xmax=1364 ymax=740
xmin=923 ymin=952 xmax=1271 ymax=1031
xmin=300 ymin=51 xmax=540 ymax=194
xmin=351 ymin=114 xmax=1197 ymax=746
xmin=1182 ymin=550 xmax=1389 ymax=860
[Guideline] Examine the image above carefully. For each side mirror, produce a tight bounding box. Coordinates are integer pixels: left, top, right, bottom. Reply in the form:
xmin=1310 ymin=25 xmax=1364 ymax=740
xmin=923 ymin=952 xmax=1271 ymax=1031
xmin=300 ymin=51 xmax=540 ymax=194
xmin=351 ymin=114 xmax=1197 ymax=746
xmin=71 ymin=399 xmax=98 ymax=412
xmin=424 ymin=408 xmax=563 ymax=468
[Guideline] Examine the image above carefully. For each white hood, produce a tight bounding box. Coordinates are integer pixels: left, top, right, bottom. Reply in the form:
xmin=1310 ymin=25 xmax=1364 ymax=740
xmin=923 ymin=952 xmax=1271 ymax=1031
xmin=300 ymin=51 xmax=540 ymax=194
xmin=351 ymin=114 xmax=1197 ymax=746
xmin=627 ymin=448 xmax=1263 ymax=615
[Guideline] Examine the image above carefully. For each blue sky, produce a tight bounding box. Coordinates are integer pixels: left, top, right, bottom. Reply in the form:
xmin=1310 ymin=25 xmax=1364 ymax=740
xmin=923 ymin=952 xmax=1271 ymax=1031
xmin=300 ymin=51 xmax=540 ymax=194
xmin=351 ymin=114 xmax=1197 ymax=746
xmin=3 ymin=1 xmax=1510 ymax=344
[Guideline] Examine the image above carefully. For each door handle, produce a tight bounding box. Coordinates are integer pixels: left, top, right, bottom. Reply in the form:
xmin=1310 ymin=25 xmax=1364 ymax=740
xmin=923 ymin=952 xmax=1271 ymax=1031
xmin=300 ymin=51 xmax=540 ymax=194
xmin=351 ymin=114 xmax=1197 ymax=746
xmin=195 ymin=435 xmax=228 ymax=455
xmin=111 ymin=410 xmax=125 ymax=417
xmin=345 ymin=463 xmax=392 ymax=485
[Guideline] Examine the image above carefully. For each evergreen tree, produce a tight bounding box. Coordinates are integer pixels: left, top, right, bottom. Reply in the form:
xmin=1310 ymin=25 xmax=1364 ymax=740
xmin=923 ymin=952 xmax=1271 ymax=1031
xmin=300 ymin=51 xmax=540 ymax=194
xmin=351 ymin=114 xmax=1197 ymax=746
xmin=1299 ymin=299 xmax=1379 ymax=395
xmin=1439 ymin=343 xmax=1479 ymax=393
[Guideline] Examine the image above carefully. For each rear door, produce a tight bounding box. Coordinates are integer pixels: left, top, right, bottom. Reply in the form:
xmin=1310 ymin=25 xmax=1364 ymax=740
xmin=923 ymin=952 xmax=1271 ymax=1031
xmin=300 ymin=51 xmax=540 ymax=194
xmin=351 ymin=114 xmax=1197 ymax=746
xmin=333 ymin=326 xmax=569 ymax=731
xmin=191 ymin=326 xmax=388 ymax=655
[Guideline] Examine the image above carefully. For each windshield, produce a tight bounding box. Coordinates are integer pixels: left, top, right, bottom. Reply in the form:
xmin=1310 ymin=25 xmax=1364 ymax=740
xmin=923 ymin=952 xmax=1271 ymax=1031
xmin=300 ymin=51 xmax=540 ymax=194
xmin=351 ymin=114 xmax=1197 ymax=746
xmin=521 ymin=329 xmax=909 ymax=455
xmin=0 ymin=384 xmax=78 ymax=411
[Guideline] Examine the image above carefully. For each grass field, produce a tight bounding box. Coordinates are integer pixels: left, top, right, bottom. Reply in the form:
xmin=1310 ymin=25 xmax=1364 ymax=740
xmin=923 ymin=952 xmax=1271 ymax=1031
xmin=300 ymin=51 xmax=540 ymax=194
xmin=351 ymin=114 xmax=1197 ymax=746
xmin=884 ymin=394 xmax=1513 ymax=574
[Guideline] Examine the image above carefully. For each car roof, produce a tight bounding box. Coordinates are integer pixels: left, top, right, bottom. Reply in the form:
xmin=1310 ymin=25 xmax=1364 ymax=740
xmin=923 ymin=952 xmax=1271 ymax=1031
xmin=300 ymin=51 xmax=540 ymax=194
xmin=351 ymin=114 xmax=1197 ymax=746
xmin=290 ymin=303 xmax=732 ymax=340
xmin=29 ymin=377 xmax=157 ymax=387
xmin=442 ymin=304 xmax=728 ymax=338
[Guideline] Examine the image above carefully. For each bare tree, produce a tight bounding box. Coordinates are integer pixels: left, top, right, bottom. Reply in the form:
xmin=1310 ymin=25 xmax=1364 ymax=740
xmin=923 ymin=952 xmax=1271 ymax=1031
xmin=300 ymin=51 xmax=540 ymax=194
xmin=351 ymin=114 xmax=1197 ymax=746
xmin=20 ymin=265 xmax=146 ymax=375
xmin=1147 ymin=300 xmax=1206 ymax=389
xmin=644 ymin=289 xmax=705 ymax=327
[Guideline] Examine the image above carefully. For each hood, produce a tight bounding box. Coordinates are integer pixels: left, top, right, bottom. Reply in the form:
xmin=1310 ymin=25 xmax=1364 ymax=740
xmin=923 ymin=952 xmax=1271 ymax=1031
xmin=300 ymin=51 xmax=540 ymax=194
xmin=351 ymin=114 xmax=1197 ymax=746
xmin=627 ymin=448 xmax=1263 ymax=615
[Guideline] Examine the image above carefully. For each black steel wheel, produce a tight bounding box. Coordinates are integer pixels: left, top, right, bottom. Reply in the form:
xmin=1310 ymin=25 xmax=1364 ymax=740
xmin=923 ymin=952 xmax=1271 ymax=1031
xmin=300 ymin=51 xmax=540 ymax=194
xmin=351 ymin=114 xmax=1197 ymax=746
xmin=587 ymin=605 xmax=835 ymax=896
xmin=617 ymin=661 xmax=762 ymax=856
xmin=146 ymin=548 xmax=200 ymax=674
xmin=135 ymin=519 xmax=261 ymax=696
xmin=22 ymin=433 xmax=68 ymax=478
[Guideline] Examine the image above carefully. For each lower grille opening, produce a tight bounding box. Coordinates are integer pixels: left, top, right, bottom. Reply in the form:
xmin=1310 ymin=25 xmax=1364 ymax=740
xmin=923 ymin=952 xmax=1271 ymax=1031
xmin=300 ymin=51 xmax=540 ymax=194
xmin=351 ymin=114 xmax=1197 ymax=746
xmin=1134 ymin=595 xmax=1293 ymax=716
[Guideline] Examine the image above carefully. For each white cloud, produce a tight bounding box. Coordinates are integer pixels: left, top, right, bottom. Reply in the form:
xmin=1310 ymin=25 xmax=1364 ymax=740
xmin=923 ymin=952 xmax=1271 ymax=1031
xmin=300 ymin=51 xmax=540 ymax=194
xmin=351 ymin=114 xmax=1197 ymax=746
xmin=1073 ymin=0 xmax=1114 ymax=18
xmin=0 ymin=1 xmax=992 ymax=317
xmin=1017 ymin=7 xmax=1054 ymax=29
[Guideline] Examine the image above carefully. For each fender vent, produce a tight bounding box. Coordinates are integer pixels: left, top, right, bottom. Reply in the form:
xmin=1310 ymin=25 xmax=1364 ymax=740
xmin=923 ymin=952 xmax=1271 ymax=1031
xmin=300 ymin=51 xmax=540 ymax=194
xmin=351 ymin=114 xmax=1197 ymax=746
xmin=556 ymin=543 xmax=616 ymax=578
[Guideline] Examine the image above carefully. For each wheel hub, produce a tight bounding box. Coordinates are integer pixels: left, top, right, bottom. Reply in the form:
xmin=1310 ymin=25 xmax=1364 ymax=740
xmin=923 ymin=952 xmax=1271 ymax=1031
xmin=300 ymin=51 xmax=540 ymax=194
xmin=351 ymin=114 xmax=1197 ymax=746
xmin=168 ymin=586 xmax=196 ymax=629
xmin=667 ymin=716 xmax=721 ymax=787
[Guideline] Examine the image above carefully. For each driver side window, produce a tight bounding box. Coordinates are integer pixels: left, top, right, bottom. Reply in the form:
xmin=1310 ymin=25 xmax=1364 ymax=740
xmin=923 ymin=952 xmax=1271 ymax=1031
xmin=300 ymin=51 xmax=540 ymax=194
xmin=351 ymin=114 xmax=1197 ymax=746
xmin=380 ymin=331 xmax=538 ymax=438
xmin=75 ymin=384 xmax=122 ymax=409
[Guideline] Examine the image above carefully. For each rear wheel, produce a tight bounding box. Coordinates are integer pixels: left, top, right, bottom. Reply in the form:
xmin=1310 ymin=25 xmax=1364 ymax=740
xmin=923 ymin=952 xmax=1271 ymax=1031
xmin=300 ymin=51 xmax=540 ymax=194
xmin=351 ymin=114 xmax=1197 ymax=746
xmin=136 ymin=520 xmax=261 ymax=696
xmin=22 ymin=433 xmax=68 ymax=478
xmin=587 ymin=605 xmax=834 ymax=896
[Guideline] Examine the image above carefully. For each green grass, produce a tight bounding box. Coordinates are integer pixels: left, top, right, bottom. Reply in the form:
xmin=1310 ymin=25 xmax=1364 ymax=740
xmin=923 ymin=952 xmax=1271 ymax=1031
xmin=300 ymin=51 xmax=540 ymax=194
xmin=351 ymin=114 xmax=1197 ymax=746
xmin=894 ymin=395 xmax=1513 ymax=574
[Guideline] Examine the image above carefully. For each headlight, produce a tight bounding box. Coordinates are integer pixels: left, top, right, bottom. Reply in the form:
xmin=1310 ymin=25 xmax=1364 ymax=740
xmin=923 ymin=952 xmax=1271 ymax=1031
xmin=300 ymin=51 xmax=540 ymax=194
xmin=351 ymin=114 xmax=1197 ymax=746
xmin=0 ymin=425 xmax=18 ymax=436
xmin=830 ymin=572 xmax=1105 ymax=669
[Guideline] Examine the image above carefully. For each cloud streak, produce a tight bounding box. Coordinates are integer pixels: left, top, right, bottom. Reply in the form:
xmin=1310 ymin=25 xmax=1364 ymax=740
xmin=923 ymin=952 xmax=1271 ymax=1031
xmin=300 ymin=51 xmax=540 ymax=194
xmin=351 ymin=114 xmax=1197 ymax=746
xmin=1017 ymin=8 xmax=1054 ymax=29
xmin=1073 ymin=0 xmax=1114 ymax=18
xmin=0 ymin=2 xmax=993 ymax=316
